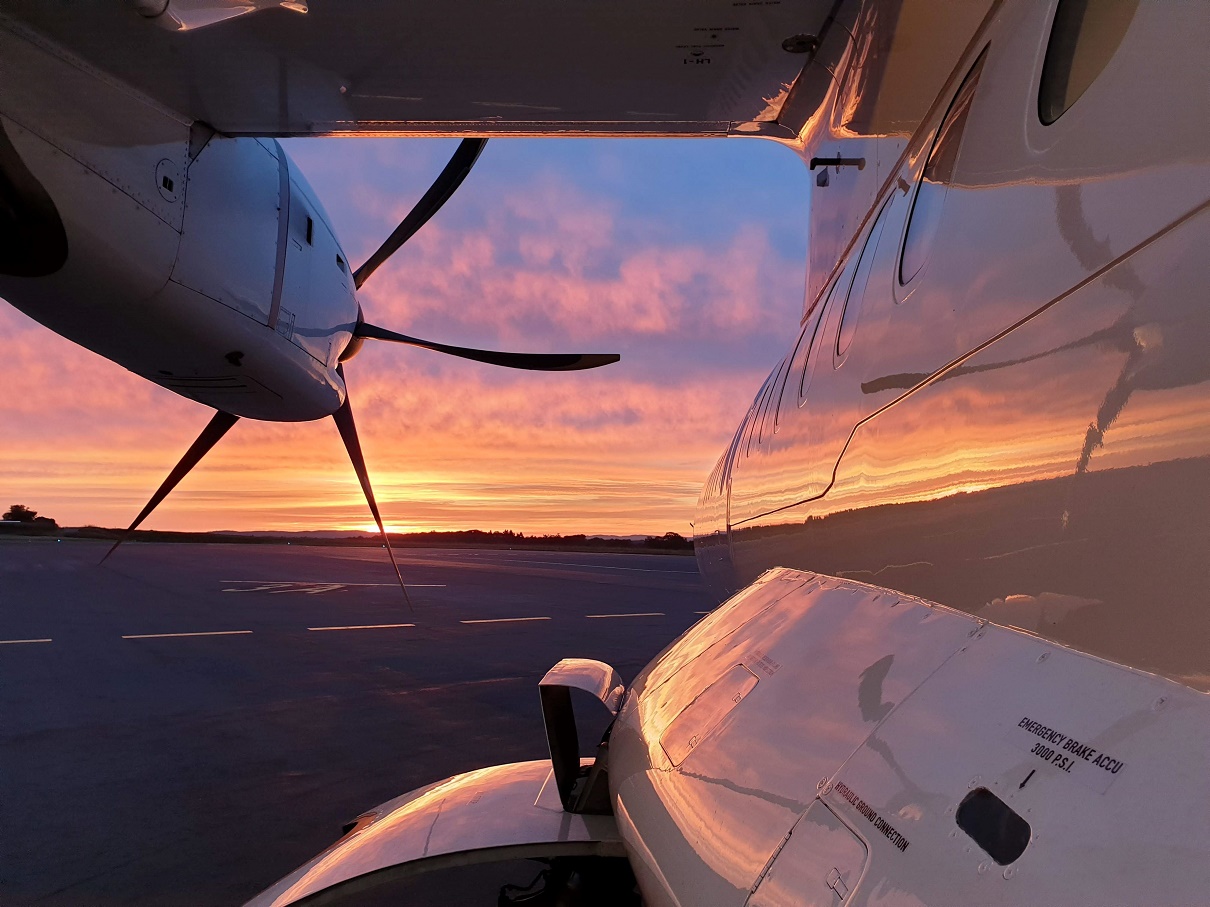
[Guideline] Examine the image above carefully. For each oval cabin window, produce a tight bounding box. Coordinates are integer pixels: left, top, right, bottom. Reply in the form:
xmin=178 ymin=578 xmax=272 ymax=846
xmin=899 ymin=49 xmax=987 ymax=286
xmin=799 ymin=274 xmax=843 ymax=403
xmin=835 ymin=199 xmax=892 ymax=363
xmin=775 ymin=313 xmax=818 ymax=429
xmin=1039 ymin=0 xmax=1140 ymax=125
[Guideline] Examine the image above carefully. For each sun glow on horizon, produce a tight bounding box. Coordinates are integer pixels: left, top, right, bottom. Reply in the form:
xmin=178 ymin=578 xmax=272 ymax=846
xmin=349 ymin=522 xmax=424 ymax=536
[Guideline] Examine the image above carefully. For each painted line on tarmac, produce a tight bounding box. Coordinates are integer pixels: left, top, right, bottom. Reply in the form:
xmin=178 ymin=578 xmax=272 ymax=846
xmin=122 ymin=630 xmax=253 ymax=640
xmin=307 ymin=623 xmax=416 ymax=632
xmin=222 ymin=581 xmax=445 ymax=594
xmin=0 ymin=637 xmax=52 ymax=645
xmin=390 ymin=674 xmax=536 ymax=698
xmin=499 ymin=558 xmax=698 ymax=575
xmin=584 ymin=612 xmax=665 ymax=619
xmin=460 ymin=616 xmax=552 ymax=625
xmin=223 ymin=580 xmax=446 ymax=584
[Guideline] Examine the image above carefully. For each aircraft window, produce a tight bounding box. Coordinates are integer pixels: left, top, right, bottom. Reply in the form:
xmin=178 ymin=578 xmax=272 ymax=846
xmin=774 ymin=314 xmax=818 ymax=430
xmin=899 ymin=49 xmax=987 ymax=286
xmin=740 ymin=409 xmax=757 ymax=460
xmin=752 ymin=392 xmax=769 ymax=450
xmin=719 ymin=422 xmax=744 ymax=491
xmin=745 ymin=374 xmax=776 ymax=457
xmin=737 ymin=395 xmax=760 ymax=464
xmin=1039 ymin=0 xmax=1139 ymax=124
xmin=305 ymin=216 xmax=313 ymax=245
xmin=835 ymin=200 xmax=892 ymax=362
xmin=799 ymin=273 xmax=844 ymax=402
xmin=759 ymin=356 xmax=790 ymax=442
xmin=735 ymin=416 xmax=749 ymax=468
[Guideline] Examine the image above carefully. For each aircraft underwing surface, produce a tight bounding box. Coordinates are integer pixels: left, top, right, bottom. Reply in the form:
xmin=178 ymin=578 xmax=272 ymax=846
xmin=0 ymin=0 xmax=835 ymax=138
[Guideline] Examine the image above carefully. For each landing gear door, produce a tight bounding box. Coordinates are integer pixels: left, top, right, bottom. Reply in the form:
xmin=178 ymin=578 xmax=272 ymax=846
xmin=748 ymin=801 xmax=868 ymax=907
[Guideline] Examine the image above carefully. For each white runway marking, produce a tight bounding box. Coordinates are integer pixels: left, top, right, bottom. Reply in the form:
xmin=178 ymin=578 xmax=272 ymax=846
xmin=459 ymin=616 xmax=551 ymax=625
xmin=122 ymin=630 xmax=252 ymax=640
xmin=223 ymin=580 xmax=445 ymax=584
xmin=307 ymin=623 xmax=416 ymax=632
xmin=223 ymin=580 xmax=444 ymax=594
xmin=0 ymin=637 xmax=52 ymax=645
xmin=585 ymin=612 xmax=665 ymax=619
xmin=498 ymin=558 xmax=698 ymax=575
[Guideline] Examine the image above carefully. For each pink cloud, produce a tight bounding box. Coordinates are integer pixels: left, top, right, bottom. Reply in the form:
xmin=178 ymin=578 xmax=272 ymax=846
xmin=358 ymin=171 xmax=799 ymax=346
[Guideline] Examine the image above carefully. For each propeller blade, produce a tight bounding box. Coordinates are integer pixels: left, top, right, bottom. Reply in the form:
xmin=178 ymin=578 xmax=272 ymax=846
xmin=353 ymin=137 xmax=487 ymax=290
xmin=100 ymin=410 xmax=239 ymax=565
xmin=354 ymin=322 xmax=620 ymax=371
xmin=332 ymin=367 xmax=412 ymax=609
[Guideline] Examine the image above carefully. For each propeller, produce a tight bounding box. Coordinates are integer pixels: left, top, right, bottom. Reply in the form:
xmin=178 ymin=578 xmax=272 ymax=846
xmin=332 ymin=364 xmax=412 ymax=610
xmin=103 ymin=139 xmax=619 ymax=602
xmin=329 ymin=138 xmax=620 ymax=594
xmin=100 ymin=410 xmax=239 ymax=565
xmin=353 ymin=138 xmax=488 ymax=291
xmin=352 ymin=322 xmax=619 ymax=372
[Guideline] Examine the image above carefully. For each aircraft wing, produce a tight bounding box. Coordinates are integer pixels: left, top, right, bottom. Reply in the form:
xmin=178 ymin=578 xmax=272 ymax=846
xmin=0 ymin=0 xmax=840 ymax=139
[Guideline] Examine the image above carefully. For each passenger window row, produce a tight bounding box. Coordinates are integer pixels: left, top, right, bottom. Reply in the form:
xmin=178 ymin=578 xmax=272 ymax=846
xmin=739 ymin=1 xmax=1133 ymax=460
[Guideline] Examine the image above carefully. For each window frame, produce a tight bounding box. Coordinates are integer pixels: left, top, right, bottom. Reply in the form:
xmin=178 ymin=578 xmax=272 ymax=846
xmin=742 ymin=372 xmax=777 ymax=459
xmin=1037 ymin=0 xmax=1140 ymax=126
xmin=759 ymin=354 xmax=793 ymax=442
xmin=798 ymin=269 xmax=846 ymax=407
xmin=833 ymin=197 xmax=893 ymax=369
xmin=895 ymin=46 xmax=990 ymax=294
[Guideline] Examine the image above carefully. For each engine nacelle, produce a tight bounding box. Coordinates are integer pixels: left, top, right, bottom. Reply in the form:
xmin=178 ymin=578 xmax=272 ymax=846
xmin=0 ymin=71 xmax=353 ymax=422
xmin=173 ymin=135 xmax=360 ymax=368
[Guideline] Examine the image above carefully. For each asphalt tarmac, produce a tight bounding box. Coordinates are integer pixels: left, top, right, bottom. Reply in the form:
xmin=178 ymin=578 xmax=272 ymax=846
xmin=0 ymin=538 xmax=715 ymax=906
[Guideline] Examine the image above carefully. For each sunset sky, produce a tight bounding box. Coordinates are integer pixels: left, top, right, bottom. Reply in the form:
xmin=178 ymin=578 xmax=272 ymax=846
xmin=0 ymin=138 xmax=810 ymax=536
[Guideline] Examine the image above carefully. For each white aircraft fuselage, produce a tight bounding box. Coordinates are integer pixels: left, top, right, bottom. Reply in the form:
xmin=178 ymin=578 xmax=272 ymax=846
xmin=696 ymin=0 xmax=1210 ymax=692
xmin=2 ymin=0 xmax=1209 ymax=904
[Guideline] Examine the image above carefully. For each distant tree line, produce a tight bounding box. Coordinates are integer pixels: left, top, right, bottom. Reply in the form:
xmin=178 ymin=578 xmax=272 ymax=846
xmin=2 ymin=504 xmax=58 ymax=529
xmin=383 ymin=529 xmax=691 ymax=550
xmin=4 ymin=512 xmax=693 ymax=552
xmin=65 ymin=525 xmax=694 ymax=552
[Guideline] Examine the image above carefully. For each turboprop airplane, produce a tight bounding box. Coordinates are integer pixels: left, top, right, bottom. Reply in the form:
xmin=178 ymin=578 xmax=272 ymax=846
xmin=3 ymin=0 xmax=1209 ymax=904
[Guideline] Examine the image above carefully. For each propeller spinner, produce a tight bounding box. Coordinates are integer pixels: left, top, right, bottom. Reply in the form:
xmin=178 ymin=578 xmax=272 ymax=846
xmin=101 ymin=139 xmax=620 ymax=601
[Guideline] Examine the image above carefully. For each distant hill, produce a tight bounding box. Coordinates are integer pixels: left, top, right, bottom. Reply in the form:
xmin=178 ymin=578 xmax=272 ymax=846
xmin=211 ymin=529 xmax=662 ymax=542
xmin=8 ymin=525 xmax=695 ymax=554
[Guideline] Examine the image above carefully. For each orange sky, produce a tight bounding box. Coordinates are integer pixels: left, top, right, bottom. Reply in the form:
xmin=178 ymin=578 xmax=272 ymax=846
xmin=0 ymin=139 xmax=810 ymax=535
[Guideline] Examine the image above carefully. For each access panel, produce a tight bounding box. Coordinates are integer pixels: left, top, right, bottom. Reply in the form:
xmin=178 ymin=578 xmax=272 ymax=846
xmin=748 ymin=800 xmax=868 ymax=907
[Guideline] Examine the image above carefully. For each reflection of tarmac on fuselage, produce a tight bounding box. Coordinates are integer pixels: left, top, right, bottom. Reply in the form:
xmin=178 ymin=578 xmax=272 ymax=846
xmin=727 ymin=455 xmax=1210 ymax=687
